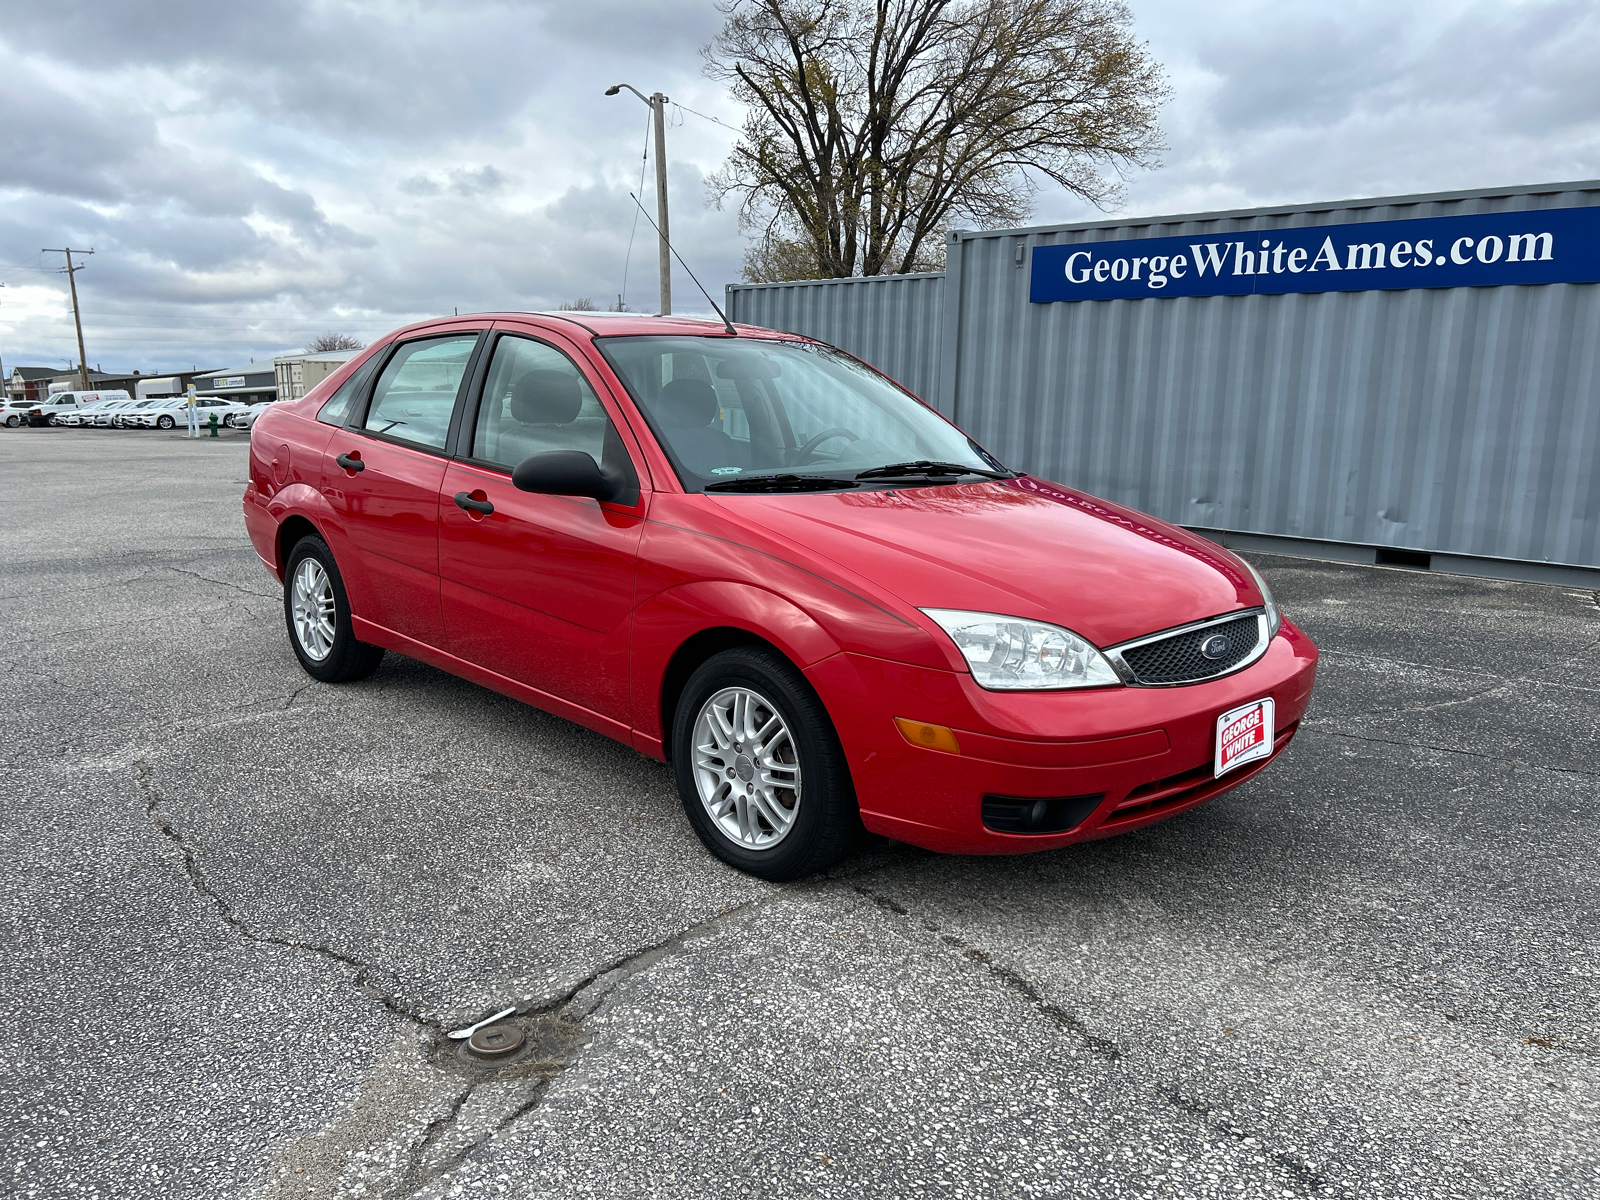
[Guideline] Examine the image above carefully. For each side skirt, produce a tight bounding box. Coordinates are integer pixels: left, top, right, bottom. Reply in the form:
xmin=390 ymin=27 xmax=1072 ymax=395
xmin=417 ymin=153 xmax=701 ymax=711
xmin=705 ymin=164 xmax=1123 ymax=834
xmin=351 ymin=616 xmax=637 ymax=749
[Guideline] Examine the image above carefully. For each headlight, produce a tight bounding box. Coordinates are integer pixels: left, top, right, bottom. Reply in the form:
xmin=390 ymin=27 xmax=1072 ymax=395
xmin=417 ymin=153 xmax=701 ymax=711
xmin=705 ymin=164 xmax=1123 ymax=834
xmin=920 ymin=609 xmax=1120 ymax=691
xmin=1240 ymin=559 xmax=1282 ymax=637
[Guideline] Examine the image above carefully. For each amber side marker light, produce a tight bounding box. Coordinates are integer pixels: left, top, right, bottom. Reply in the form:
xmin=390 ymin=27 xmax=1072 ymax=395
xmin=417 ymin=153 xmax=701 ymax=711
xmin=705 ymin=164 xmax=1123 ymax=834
xmin=894 ymin=718 xmax=961 ymax=755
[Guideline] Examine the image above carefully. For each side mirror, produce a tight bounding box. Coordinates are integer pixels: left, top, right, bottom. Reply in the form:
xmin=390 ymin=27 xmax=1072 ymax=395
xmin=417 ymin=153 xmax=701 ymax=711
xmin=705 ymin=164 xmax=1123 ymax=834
xmin=511 ymin=450 xmax=619 ymax=502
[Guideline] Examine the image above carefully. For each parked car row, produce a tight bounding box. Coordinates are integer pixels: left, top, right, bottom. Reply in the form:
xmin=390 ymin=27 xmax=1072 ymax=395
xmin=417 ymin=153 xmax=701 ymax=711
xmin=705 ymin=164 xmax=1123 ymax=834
xmin=5 ymin=392 xmax=265 ymax=429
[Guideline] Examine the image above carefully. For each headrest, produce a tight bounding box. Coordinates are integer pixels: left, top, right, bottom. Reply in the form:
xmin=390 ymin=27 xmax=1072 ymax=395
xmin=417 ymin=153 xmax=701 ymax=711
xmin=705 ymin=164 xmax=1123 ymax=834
xmin=509 ymin=370 xmax=583 ymax=425
xmin=658 ymin=378 xmax=718 ymax=428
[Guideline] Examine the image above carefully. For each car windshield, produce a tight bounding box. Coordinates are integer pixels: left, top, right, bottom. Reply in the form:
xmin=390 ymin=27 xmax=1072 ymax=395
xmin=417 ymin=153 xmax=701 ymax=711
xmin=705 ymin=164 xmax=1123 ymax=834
xmin=597 ymin=336 xmax=1004 ymax=492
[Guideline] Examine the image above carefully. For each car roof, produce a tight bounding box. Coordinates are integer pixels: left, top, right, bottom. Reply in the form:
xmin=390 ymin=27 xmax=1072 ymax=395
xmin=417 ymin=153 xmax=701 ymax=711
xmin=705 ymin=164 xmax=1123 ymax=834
xmin=385 ymin=311 xmax=806 ymax=343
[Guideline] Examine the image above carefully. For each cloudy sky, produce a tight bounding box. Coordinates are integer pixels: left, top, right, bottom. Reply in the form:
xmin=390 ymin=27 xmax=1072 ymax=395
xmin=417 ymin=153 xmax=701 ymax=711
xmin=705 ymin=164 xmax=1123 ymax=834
xmin=1 ymin=0 xmax=1596 ymax=374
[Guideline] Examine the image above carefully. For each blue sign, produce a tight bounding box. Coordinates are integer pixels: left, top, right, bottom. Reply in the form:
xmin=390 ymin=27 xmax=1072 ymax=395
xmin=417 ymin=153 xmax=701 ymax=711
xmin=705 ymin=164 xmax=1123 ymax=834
xmin=1029 ymin=206 xmax=1600 ymax=302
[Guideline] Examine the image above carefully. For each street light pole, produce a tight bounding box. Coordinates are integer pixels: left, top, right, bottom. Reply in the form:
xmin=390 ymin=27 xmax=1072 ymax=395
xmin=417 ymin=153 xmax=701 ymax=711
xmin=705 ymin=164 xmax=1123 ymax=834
xmin=606 ymin=84 xmax=672 ymax=316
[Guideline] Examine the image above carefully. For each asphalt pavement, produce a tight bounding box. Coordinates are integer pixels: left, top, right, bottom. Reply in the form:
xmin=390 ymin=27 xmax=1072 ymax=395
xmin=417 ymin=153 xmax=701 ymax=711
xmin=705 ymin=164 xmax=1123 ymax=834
xmin=2 ymin=426 xmax=1595 ymax=1200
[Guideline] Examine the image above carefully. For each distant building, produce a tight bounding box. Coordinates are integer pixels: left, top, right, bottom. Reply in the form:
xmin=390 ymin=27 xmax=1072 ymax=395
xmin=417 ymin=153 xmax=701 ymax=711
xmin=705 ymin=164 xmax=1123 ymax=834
xmin=47 ymin=370 xmax=119 ymax=395
xmin=192 ymin=362 xmax=277 ymax=405
xmin=132 ymin=370 xmax=220 ymax=399
xmin=273 ymin=349 xmax=362 ymax=403
xmin=5 ymin=367 xmax=67 ymax=403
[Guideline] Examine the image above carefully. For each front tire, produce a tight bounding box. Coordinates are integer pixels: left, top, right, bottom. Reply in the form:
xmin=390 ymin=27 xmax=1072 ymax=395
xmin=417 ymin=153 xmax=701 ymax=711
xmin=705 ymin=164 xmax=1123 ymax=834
xmin=157 ymin=414 xmax=175 ymax=430
xmin=672 ymin=646 xmax=860 ymax=880
xmin=283 ymin=535 xmax=385 ymax=683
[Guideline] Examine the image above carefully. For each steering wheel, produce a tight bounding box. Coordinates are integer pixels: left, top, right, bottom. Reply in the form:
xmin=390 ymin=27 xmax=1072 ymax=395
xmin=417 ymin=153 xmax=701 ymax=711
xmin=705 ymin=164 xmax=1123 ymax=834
xmin=793 ymin=427 xmax=860 ymax=465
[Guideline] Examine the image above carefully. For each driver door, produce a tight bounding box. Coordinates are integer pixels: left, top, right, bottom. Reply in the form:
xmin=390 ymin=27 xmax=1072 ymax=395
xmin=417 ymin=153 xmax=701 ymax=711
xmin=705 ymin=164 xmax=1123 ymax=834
xmin=438 ymin=331 xmax=648 ymax=729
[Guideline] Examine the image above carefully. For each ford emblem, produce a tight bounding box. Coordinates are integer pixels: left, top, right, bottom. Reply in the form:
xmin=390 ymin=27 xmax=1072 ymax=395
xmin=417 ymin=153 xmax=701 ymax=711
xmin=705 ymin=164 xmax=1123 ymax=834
xmin=1201 ymin=634 xmax=1231 ymax=660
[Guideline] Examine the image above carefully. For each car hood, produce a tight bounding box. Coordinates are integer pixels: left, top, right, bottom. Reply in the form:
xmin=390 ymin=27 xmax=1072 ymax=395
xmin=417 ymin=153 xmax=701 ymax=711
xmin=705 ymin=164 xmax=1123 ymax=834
xmin=724 ymin=476 xmax=1261 ymax=648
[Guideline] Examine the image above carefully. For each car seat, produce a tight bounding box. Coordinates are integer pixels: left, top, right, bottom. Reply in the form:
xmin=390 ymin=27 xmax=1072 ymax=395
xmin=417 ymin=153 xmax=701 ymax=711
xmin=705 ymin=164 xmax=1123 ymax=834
xmin=493 ymin=369 xmax=603 ymax=464
xmin=656 ymin=379 xmax=747 ymax=477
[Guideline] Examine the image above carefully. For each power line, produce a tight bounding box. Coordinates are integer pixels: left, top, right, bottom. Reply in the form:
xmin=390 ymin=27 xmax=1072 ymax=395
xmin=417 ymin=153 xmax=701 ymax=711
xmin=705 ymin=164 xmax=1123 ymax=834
xmin=673 ymin=102 xmax=743 ymax=135
xmin=620 ymin=109 xmax=652 ymax=312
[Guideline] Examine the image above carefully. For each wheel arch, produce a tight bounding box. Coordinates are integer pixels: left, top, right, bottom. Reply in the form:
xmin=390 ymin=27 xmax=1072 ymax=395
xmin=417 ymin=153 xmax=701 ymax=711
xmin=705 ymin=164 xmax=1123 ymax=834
xmin=658 ymin=627 xmax=784 ymax=762
xmin=276 ymin=514 xmax=324 ymax=575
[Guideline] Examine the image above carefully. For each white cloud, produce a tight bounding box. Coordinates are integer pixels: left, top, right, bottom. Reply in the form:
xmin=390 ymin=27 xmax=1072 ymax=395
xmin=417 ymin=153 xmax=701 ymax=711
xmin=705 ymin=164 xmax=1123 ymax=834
xmin=1031 ymin=0 xmax=1600 ymax=225
xmin=0 ymin=0 xmax=1594 ymax=372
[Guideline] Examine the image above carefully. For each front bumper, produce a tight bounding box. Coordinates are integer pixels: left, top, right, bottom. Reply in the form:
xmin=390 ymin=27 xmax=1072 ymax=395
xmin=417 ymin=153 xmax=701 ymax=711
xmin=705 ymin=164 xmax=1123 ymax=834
xmin=805 ymin=616 xmax=1319 ymax=854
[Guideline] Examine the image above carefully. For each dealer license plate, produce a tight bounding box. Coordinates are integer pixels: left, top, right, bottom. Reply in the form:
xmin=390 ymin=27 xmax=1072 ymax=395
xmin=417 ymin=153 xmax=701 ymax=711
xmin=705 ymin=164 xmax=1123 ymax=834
xmin=1214 ymin=698 xmax=1275 ymax=778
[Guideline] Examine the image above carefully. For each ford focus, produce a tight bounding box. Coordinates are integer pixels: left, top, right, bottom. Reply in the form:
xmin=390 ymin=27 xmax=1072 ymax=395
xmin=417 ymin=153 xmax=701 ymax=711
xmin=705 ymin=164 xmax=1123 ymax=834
xmin=243 ymin=312 xmax=1318 ymax=879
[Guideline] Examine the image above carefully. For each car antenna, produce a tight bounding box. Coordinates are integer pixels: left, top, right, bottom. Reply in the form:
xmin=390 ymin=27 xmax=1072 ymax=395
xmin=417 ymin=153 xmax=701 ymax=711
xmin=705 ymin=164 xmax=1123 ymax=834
xmin=627 ymin=192 xmax=737 ymax=336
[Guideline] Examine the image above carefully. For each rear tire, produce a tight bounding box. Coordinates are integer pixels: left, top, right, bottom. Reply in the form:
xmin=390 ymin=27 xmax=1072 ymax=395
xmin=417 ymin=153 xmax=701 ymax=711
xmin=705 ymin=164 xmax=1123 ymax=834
xmin=672 ymin=646 xmax=860 ymax=880
xmin=283 ymin=535 xmax=385 ymax=683
xmin=5 ymin=415 xmax=17 ymax=428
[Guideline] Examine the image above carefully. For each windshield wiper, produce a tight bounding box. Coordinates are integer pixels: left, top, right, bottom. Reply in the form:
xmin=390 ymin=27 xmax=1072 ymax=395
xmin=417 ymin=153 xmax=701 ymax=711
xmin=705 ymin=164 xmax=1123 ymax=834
xmin=854 ymin=460 xmax=1010 ymax=481
xmin=704 ymin=473 xmax=859 ymax=493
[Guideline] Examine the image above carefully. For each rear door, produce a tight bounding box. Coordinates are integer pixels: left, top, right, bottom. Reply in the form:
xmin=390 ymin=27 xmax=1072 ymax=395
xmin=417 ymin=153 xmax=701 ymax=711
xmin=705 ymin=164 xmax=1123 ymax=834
xmin=322 ymin=331 xmax=485 ymax=649
xmin=437 ymin=329 xmax=648 ymax=725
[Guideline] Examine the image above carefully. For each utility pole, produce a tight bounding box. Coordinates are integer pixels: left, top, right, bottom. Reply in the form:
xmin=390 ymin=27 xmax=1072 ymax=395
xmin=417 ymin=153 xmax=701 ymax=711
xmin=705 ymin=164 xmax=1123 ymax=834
xmin=605 ymin=84 xmax=672 ymax=315
xmin=0 ymin=283 xmax=8 ymax=406
xmin=43 ymin=248 xmax=94 ymax=389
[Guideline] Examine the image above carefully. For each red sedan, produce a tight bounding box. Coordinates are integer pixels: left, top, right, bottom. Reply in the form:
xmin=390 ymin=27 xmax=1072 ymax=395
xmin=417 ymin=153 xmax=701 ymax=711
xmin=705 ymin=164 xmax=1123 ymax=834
xmin=243 ymin=312 xmax=1318 ymax=879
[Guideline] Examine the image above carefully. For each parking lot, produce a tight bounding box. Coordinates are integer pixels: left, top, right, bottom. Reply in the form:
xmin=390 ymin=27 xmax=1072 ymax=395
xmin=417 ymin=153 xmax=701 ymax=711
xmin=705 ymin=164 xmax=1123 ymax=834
xmin=2 ymin=425 xmax=1595 ymax=1200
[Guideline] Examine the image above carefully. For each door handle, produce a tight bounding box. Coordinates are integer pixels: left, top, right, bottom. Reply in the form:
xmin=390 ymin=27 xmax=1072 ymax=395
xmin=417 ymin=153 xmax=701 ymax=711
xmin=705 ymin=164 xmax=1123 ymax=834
xmin=336 ymin=453 xmax=365 ymax=473
xmin=454 ymin=491 xmax=494 ymax=515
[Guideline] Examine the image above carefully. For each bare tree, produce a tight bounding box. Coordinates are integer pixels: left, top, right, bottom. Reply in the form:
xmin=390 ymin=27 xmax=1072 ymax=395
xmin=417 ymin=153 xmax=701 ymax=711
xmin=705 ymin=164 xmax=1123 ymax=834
xmin=706 ymin=0 xmax=1169 ymax=281
xmin=305 ymin=332 xmax=365 ymax=353
xmin=557 ymin=298 xmax=600 ymax=311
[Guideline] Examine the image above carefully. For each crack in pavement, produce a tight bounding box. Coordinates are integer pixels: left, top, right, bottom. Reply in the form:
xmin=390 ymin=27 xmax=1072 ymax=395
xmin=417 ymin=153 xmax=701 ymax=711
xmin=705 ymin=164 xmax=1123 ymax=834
xmin=1160 ymin=1088 xmax=1335 ymax=1196
xmin=135 ymin=756 xmax=1140 ymax=1198
xmin=134 ymin=758 xmax=436 ymax=1029
xmin=1383 ymin=633 xmax=1600 ymax=717
xmin=166 ymin=563 xmax=278 ymax=601
xmin=137 ymin=751 xmax=818 ymax=1198
xmin=1299 ymin=724 xmax=1600 ymax=779
xmin=851 ymin=884 xmax=1123 ymax=1060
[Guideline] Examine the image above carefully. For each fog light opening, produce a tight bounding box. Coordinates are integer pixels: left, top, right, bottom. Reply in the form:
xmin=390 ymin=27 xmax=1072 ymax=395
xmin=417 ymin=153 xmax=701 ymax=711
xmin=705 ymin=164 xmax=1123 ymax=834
xmin=982 ymin=793 xmax=1106 ymax=835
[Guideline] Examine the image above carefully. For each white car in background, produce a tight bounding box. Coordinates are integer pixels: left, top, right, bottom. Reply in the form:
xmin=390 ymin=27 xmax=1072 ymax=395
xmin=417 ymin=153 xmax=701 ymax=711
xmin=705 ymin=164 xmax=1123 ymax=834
xmin=195 ymin=395 xmax=253 ymax=426
xmin=4 ymin=398 xmax=37 ymax=427
xmin=174 ymin=395 xmax=254 ymax=429
xmin=230 ymin=401 xmax=280 ymax=430
xmin=128 ymin=398 xmax=189 ymax=429
xmin=27 ymin=390 xmax=132 ymax=426
xmin=89 ymin=399 xmax=146 ymax=426
xmin=111 ymin=400 xmax=164 ymax=427
xmin=128 ymin=396 xmax=240 ymax=429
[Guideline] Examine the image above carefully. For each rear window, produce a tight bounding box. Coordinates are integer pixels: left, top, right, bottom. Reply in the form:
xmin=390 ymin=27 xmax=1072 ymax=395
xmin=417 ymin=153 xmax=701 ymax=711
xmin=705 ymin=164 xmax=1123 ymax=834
xmin=317 ymin=357 xmax=378 ymax=427
xmin=357 ymin=336 xmax=478 ymax=450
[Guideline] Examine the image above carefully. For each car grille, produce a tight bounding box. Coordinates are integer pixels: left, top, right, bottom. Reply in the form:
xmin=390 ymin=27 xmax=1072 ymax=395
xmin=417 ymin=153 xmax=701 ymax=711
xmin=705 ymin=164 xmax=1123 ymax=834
xmin=1115 ymin=612 xmax=1263 ymax=685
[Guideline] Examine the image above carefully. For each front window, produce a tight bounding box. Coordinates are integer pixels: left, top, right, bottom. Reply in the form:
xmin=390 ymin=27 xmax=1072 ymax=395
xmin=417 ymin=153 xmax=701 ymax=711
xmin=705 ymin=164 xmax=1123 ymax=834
xmin=470 ymin=335 xmax=614 ymax=469
xmin=597 ymin=336 xmax=1004 ymax=492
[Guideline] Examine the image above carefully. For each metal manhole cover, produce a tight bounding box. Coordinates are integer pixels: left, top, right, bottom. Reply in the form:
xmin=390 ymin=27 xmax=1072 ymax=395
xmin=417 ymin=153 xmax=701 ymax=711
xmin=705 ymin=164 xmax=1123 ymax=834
xmin=467 ymin=1023 xmax=525 ymax=1057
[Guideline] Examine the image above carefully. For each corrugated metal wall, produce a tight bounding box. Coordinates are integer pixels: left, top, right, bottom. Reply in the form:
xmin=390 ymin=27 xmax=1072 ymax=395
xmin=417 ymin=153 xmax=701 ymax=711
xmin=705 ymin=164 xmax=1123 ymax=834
xmin=726 ymin=181 xmax=1600 ymax=572
xmin=725 ymin=273 xmax=946 ymax=408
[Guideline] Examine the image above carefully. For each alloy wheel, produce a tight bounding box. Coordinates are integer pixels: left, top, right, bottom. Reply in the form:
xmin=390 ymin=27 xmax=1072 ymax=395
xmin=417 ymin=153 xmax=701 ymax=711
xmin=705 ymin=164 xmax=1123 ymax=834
xmin=290 ymin=557 xmax=336 ymax=661
xmin=691 ymin=686 xmax=802 ymax=850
